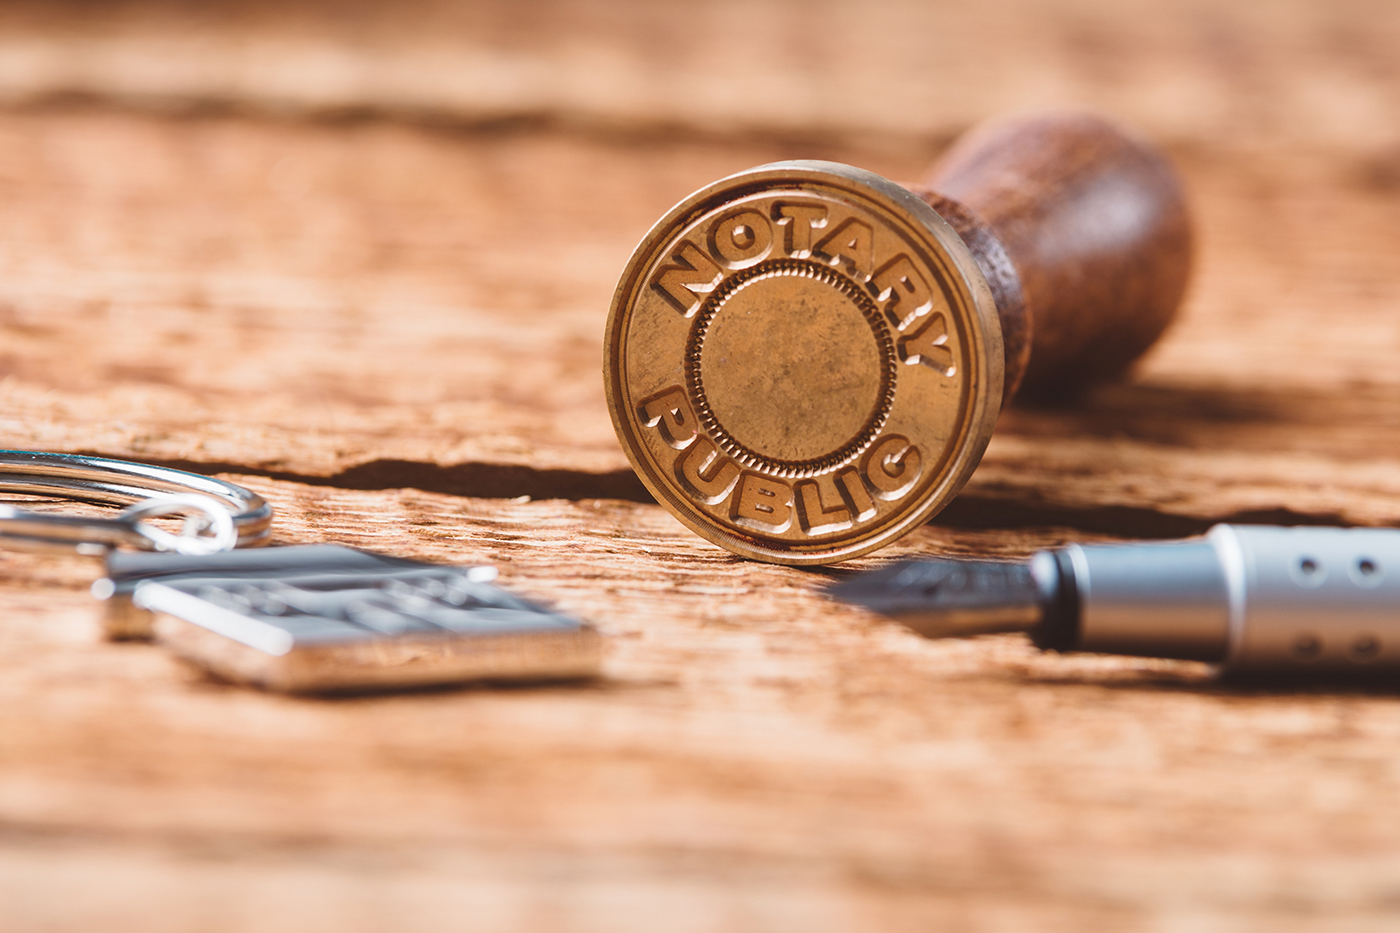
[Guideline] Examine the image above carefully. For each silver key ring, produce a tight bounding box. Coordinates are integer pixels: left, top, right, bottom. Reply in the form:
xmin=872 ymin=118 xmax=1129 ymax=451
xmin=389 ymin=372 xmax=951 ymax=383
xmin=0 ymin=451 xmax=271 ymax=555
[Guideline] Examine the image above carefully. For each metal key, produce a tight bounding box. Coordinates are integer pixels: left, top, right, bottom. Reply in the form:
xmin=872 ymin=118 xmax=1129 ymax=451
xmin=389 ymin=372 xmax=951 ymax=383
xmin=95 ymin=545 xmax=603 ymax=693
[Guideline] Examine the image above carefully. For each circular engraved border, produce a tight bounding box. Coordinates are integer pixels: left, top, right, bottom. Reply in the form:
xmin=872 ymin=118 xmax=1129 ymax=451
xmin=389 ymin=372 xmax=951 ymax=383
xmin=604 ymin=160 xmax=1004 ymax=565
xmin=683 ymin=257 xmax=898 ymax=479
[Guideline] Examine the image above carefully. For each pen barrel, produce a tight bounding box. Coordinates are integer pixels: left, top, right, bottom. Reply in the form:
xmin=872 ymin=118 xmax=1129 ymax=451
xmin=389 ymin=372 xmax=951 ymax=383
xmin=1211 ymin=525 xmax=1400 ymax=672
xmin=1064 ymin=525 xmax=1400 ymax=672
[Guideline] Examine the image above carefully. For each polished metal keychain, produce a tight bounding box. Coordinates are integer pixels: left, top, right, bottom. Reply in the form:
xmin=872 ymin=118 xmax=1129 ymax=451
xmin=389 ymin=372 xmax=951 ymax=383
xmin=0 ymin=450 xmax=270 ymax=554
xmin=98 ymin=545 xmax=603 ymax=693
xmin=0 ymin=450 xmax=601 ymax=693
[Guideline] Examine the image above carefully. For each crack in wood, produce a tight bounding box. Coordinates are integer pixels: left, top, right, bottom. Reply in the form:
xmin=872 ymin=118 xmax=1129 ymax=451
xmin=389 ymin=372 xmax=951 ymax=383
xmin=83 ymin=453 xmax=1361 ymax=541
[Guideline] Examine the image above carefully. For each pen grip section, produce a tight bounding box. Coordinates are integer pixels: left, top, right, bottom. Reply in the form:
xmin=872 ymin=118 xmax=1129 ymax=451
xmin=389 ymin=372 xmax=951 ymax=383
xmin=1066 ymin=539 xmax=1230 ymax=662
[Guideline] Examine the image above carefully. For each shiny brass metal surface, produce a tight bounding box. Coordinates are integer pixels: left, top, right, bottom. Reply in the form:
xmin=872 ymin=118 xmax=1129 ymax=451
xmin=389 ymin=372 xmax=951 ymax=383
xmin=605 ymin=162 xmax=1003 ymax=564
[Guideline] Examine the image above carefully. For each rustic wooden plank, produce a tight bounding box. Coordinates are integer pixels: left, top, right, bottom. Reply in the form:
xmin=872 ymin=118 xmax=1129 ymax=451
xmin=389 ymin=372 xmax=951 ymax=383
xmin=0 ymin=109 xmax=1396 ymax=532
xmin=3 ymin=479 xmax=1400 ymax=930
xmin=0 ymin=1 xmax=1397 ymax=928
xmin=0 ymin=0 xmax=1395 ymax=153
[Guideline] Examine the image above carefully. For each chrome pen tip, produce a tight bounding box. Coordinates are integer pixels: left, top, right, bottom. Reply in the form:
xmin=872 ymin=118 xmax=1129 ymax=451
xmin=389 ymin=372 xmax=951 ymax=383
xmin=827 ymin=557 xmax=1044 ymax=638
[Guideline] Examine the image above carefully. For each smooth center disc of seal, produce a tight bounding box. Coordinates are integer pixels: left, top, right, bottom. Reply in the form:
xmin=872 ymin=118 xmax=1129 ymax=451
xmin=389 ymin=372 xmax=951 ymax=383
xmin=688 ymin=259 xmax=895 ymax=474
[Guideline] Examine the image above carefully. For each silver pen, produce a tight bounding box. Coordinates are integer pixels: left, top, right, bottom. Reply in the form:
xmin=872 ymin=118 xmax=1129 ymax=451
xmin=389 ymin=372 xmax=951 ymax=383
xmin=829 ymin=525 xmax=1400 ymax=674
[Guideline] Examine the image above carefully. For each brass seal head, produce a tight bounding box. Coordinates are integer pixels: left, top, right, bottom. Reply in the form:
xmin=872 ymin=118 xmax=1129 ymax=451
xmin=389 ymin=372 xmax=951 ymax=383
xmin=605 ymin=162 xmax=1004 ymax=565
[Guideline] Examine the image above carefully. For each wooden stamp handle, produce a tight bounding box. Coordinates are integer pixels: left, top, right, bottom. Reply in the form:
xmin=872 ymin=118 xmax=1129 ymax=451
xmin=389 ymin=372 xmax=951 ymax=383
xmin=907 ymin=112 xmax=1193 ymax=400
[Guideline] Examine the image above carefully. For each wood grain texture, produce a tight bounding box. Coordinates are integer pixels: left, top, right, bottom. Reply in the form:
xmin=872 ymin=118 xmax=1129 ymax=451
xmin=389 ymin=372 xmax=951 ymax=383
xmin=0 ymin=0 xmax=1395 ymax=153
xmin=0 ymin=0 xmax=1398 ymax=929
xmin=0 ymin=109 xmax=1395 ymax=533
xmin=4 ymin=481 xmax=1400 ymax=932
xmin=923 ymin=112 xmax=1193 ymax=396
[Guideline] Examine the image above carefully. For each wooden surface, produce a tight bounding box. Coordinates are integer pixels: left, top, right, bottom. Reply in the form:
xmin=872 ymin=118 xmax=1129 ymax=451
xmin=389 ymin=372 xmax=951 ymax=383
xmin=2 ymin=1 xmax=1400 ymax=930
